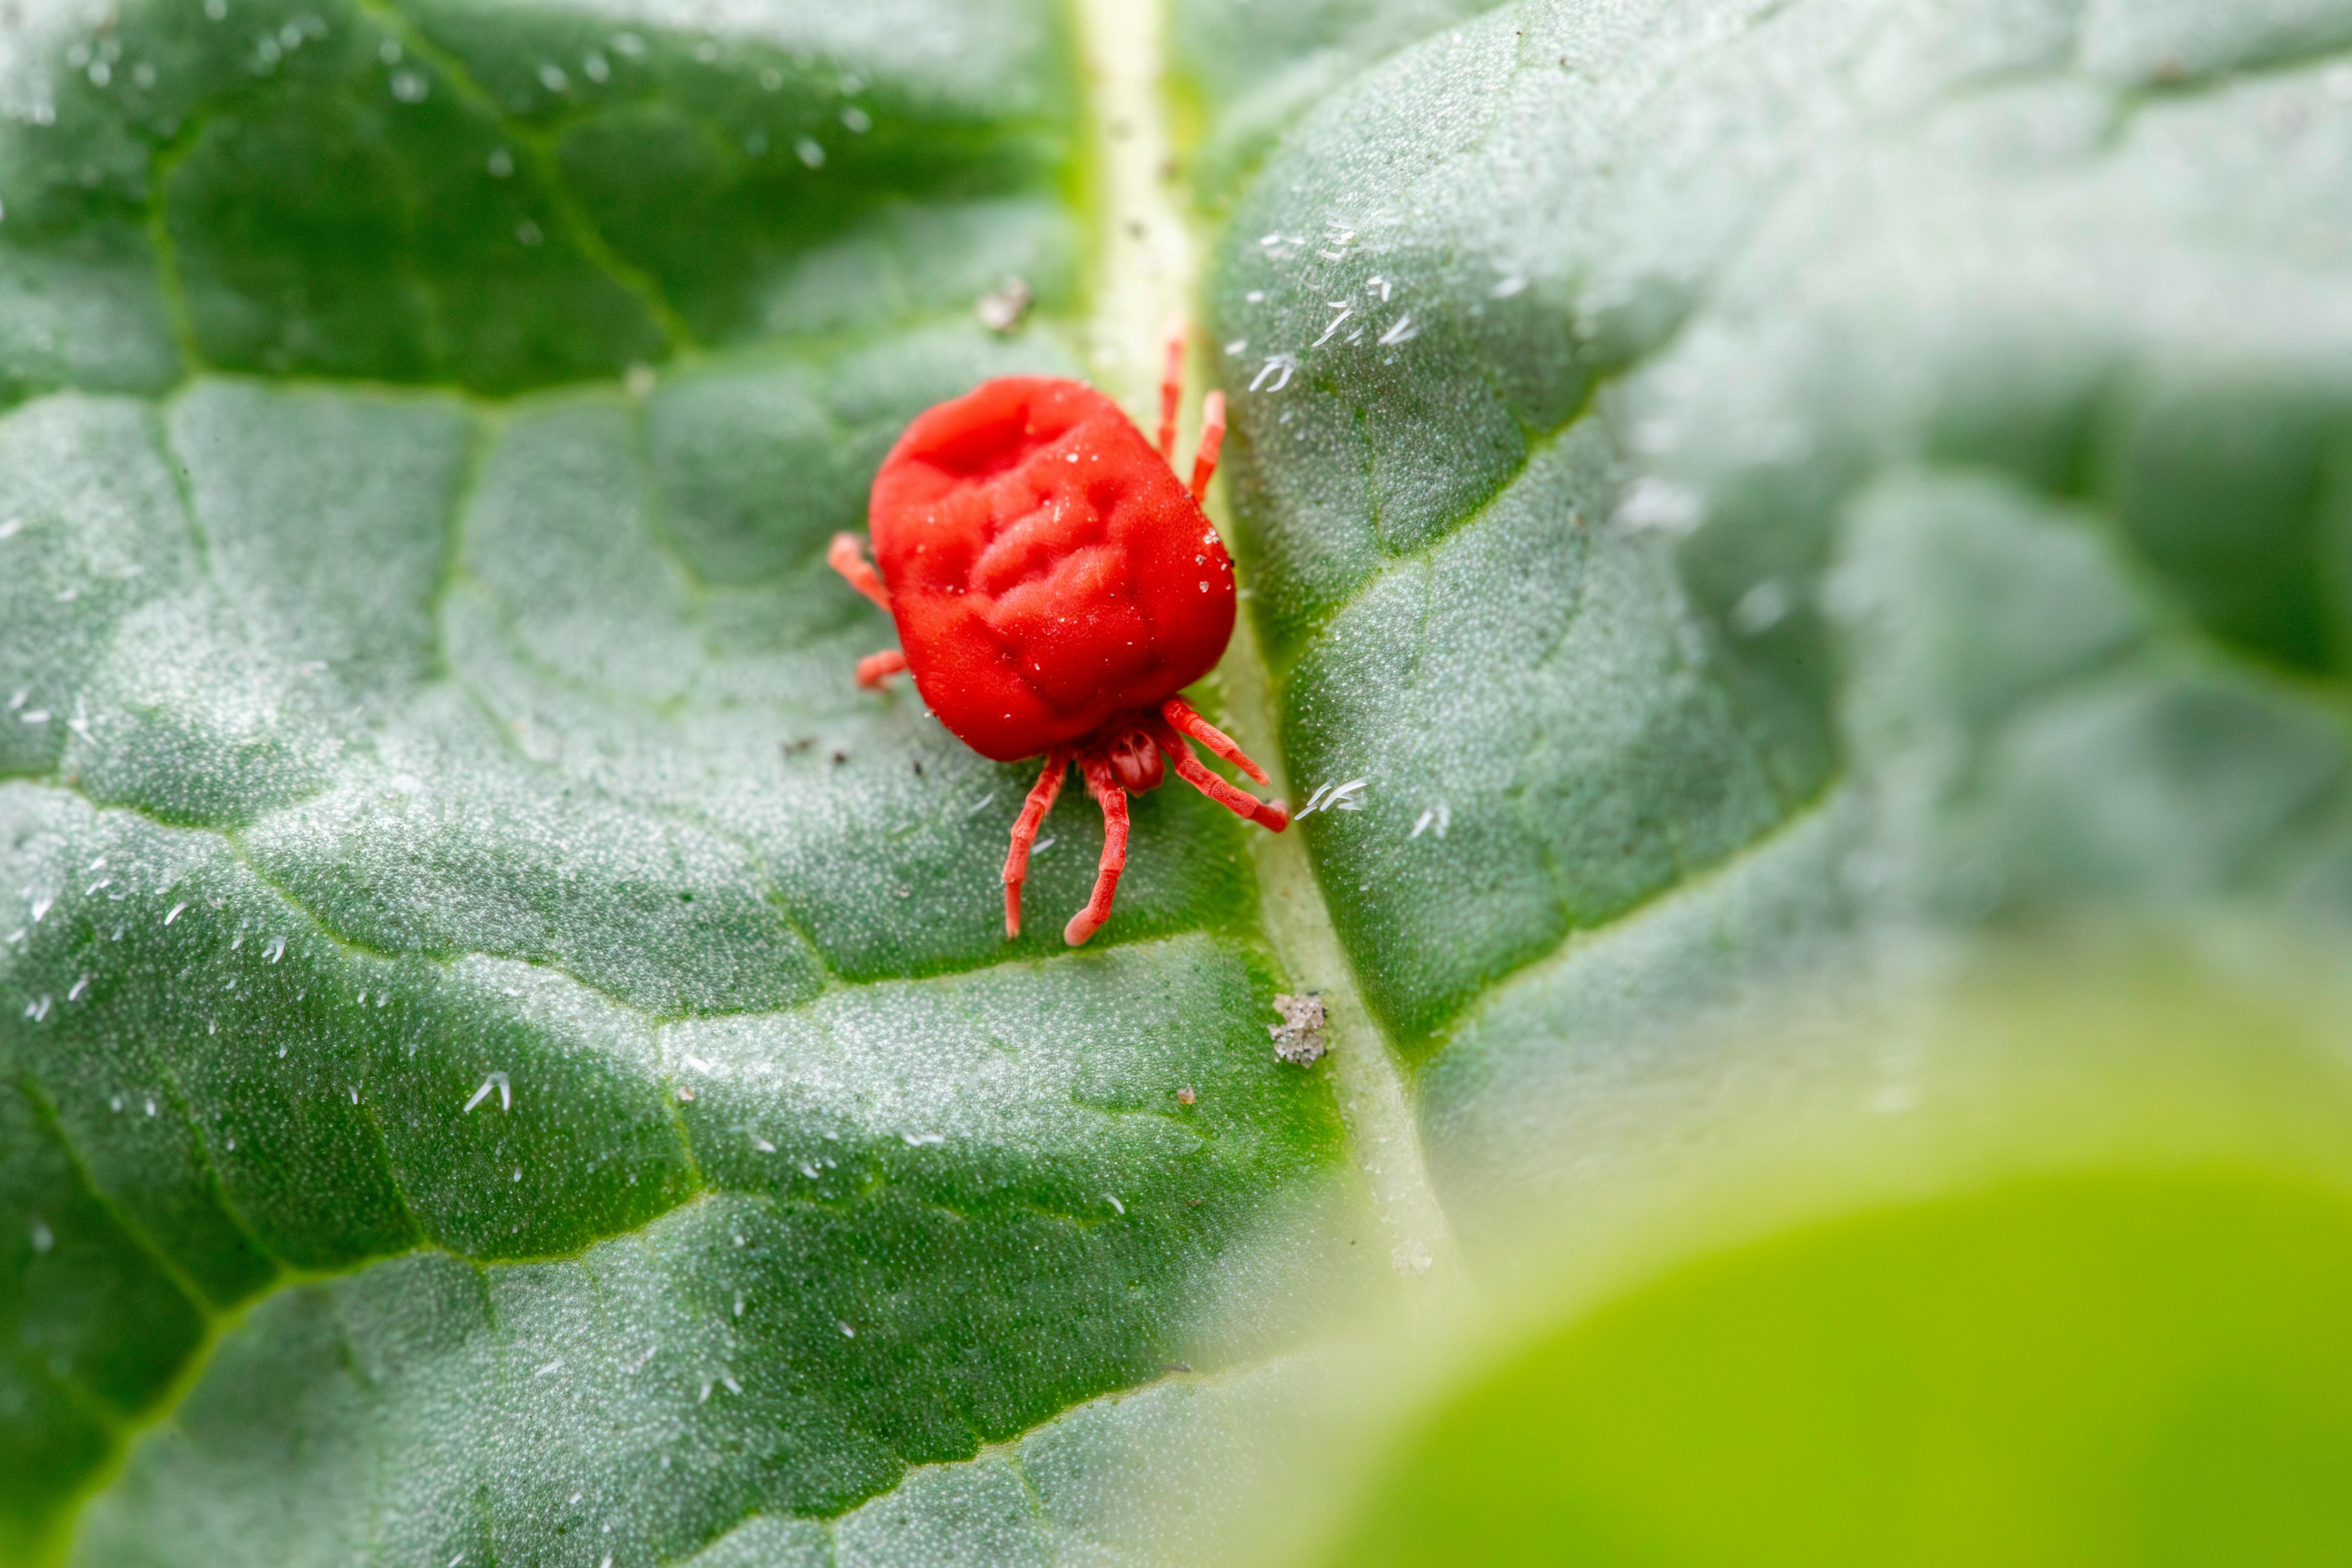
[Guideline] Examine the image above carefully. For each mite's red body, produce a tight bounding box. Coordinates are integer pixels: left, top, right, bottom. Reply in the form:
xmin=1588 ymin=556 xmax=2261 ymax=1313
xmin=831 ymin=330 xmax=1288 ymax=946
xmin=870 ymin=376 xmax=1234 ymax=762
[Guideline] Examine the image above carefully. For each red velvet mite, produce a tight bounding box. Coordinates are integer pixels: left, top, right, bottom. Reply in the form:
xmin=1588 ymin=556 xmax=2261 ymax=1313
xmin=829 ymin=323 xmax=1289 ymax=947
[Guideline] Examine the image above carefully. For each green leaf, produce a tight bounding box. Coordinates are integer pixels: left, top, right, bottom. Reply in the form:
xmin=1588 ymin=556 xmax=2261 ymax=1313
xmin=0 ymin=2 xmax=1359 ymax=1562
xmin=1183 ymin=0 xmax=2352 ymax=1552
xmin=1202 ymin=0 xmax=2352 ymax=1233
xmin=15 ymin=0 xmax=2352 ymax=1559
xmin=1168 ymin=0 xmax=1501 ymax=207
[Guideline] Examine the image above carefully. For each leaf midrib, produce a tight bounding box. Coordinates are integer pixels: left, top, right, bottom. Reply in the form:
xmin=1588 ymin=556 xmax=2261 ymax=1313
xmin=1067 ymin=0 xmax=1466 ymax=1303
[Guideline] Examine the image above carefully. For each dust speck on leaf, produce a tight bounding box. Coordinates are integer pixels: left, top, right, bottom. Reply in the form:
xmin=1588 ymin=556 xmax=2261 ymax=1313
xmin=464 ymin=1072 xmax=511 ymax=1114
xmin=1270 ymin=993 xmax=1329 ymax=1066
xmin=978 ymin=277 xmax=1034 ymax=334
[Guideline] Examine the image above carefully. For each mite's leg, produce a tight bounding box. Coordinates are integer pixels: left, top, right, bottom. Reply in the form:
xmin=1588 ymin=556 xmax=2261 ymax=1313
xmin=1150 ymin=718 xmax=1289 ymax=832
xmin=1001 ymin=749 xmax=1069 ymax=938
xmin=855 ymin=650 xmax=908 ymax=689
xmin=1064 ymin=756 xmax=1131 ymax=946
xmin=1161 ymin=695 xmax=1269 ymax=784
xmin=833 ymin=535 xmax=902 ymax=690
xmin=1156 ymin=316 xmax=1185 ymax=462
xmin=827 ymin=532 xmax=892 ymax=612
xmin=1189 ymin=391 xmax=1226 ymax=501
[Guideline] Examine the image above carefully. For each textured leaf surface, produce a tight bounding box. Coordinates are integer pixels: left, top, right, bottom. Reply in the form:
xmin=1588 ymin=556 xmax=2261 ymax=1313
xmin=1169 ymin=0 xmax=1498 ymax=206
xmin=1202 ymin=0 xmax=2352 ymax=1240
xmin=0 ymin=1 xmax=1354 ymax=1562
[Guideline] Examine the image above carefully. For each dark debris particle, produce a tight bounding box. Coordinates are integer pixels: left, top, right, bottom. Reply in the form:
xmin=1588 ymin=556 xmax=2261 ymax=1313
xmin=831 ymin=750 xmax=848 ymax=765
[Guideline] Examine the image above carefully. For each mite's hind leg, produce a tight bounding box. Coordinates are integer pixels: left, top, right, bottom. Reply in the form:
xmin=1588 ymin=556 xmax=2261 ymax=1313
xmin=1149 ymin=716 xmax=1288 ymax=832
xmin=828 ymin=532 xmax=891 ymax=612
xmin=1064 ymin=755 xmax=1131 ymax=947
xmin=1161 ymin=695 xmax=1267 ymax=784
xmin=1189 ymin=391 xmax=1226 ymax=501
xmin=1002 ymin=749 xmax=1069 ymax=938
xmin=1156 ymin=317 xmax=1186 ymax=462
xmin=855 ymin=650 xmax=908 ymax=689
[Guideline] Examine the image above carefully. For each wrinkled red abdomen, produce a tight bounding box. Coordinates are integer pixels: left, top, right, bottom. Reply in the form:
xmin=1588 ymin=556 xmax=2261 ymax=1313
xmin=867 ymin=377 xmax=1237 ymax=762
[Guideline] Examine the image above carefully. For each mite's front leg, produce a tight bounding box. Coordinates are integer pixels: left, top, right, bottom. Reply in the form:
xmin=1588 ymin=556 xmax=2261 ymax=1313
xmin=1002 ymin=749 xmax=1070 ymax=938
xmin=1064 ymin=755 xmax=1130 ymax=947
